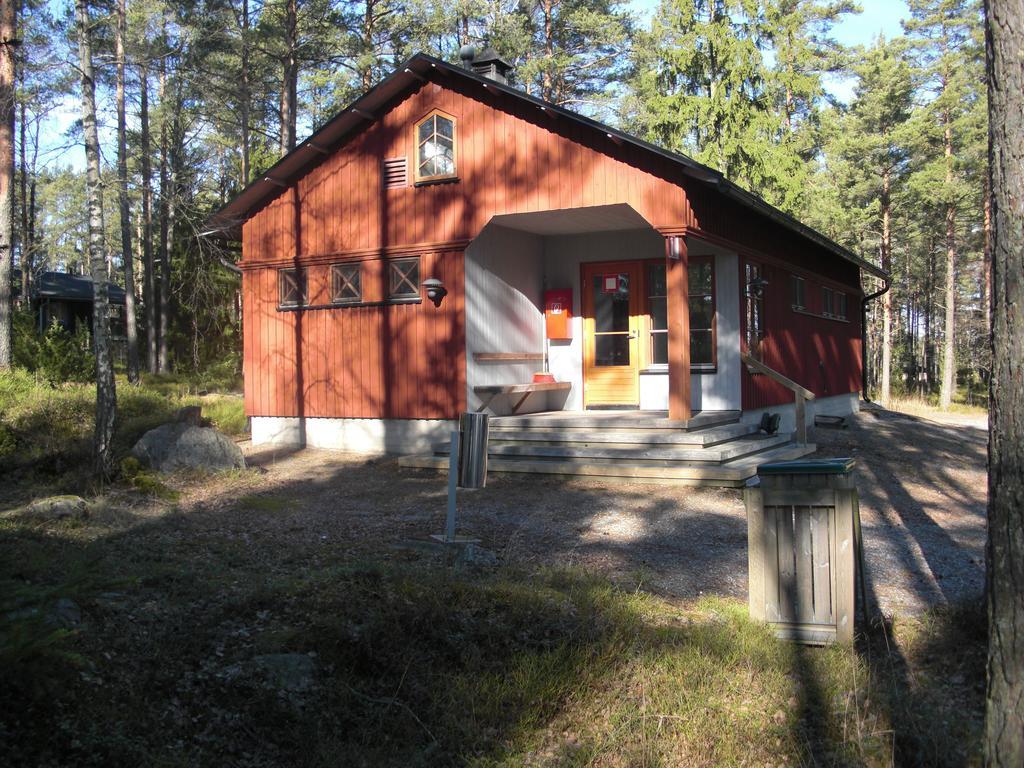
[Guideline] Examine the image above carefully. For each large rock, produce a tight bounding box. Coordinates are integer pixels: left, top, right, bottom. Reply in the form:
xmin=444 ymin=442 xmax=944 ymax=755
xmin=132 ymin=423 xmax=245 ymax=473
xmin=25 ymin=495 xmax=89 ymax=521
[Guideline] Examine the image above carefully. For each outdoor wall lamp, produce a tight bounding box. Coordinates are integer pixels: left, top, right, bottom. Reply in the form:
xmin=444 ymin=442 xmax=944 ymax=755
xmin=423 ymin=277 xmax=448 ymax=307
xmin=746 ymin=276 xmax=770 ymax=298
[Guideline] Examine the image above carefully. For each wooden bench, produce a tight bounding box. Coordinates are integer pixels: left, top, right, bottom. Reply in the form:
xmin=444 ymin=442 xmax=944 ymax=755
xmin=474 ymin=382 xmax=571 ymax=414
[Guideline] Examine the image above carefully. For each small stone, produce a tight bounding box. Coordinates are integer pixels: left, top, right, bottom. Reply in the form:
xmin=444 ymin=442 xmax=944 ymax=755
xmin=253 ymin=653 xmax=316 ymax=693
xmin=48 ymin=598 xmax=82 ymax=628
xmin=24 ymin=495 xmax=88 ymax=521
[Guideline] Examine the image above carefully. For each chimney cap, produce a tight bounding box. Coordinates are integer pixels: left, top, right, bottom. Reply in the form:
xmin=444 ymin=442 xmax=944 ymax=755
xmin=472 ymin=47 xmax=513 ymax=71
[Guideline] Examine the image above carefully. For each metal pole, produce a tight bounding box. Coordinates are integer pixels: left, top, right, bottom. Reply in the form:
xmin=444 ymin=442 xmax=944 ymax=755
xmin=445 ymin=430 xmax=459 ymax=542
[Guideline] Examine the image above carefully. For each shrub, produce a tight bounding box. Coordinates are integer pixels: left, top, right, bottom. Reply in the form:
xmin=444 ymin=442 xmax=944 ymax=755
xmin=17 ymin=321 xmax=97 ymax=386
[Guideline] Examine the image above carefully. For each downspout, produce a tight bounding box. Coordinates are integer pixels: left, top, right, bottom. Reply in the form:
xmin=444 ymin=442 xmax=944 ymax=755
xmin=860 ymin=276 xmax=891 ymax=403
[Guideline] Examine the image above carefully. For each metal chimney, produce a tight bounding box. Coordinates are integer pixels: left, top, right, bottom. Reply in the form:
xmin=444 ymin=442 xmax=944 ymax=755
xmin=470 ymin=47 xmax=514 ymax=85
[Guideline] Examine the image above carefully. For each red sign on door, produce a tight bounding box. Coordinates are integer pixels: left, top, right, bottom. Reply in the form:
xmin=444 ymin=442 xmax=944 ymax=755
xmin=602 ymin=274 xmax=619 ymax=293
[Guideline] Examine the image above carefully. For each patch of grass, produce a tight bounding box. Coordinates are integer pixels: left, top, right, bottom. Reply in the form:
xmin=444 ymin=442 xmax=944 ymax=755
xmin=884 ymin=394 xmax=988 ymax=419
xmin=236 ymin=494 xmax=293 ymax=513
xmin=0 ymin=369 xmax=248 ymax=504
xmin=0 ymin=511 xmax=986 ymax=768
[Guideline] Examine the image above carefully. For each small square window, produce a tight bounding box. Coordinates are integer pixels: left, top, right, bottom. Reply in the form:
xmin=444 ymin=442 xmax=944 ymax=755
xmin=331 ymin=263 xmax=362 ymax=304
xmin=278 ymin=268 xmax=306 ymax=307
xmin=791 ymin=275 xmax=806 ymax=309
xmin=823 ymin=286 xmax=834 ymax=317
xmin=388 ymin=257 xmax=420 ymax=300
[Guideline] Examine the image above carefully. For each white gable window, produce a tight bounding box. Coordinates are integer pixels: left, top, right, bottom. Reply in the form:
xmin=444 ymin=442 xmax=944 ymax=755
xmin=415 ymin=110 xmax=457 ymax=183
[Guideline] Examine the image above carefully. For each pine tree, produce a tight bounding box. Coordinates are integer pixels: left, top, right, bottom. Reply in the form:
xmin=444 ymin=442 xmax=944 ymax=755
xmin=903 ymin=0 xmax=985 ymax=408
xmin=628 ymin=0 xmax=771 ymax=185
xmin=831 ymin=38 xmax=915 ymax=402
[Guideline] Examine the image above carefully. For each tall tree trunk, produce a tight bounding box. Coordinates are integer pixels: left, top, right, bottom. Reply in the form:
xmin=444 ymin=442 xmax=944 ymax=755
xmin=76 ymin=0 xmax=117 ymax=477
xmin=115 ymin=0 xmax=140 ymax=383
xmin=161 ymin=107 xmax=178 ymax=374
xmin=924 ymin=240 xmax=935 ymax=391
xmin=239 ymin=0 xmax=250 ymax=185
xmin=157 ymin=60 xmax=170 ymax=373
xmin=18 ymin=80 xmax=26 ymax=301
xmin=541 ymin=0 xmax=553 ymax=101
xmin=983 ymin=173 xmax=993 ymax=327
xmin=880 ymin=167 xmax=893 ymax=403
xmin=984 ymin=3 xmax=1024 ymax=764
xmin=0 ymin=0 xmax=15 ymax=369
xmin=139 ymin=61 xmax=157 ymax=373
xmin=939 ymin=110 xmax=958 ymax=409
xmin=279 ymin=0 xmax=297 ymax=156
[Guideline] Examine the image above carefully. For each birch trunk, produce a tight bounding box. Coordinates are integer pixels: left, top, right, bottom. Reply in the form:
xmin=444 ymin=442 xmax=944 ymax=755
xmin=76 ymin=0 xmax=117 ymax=476
xmin=139 ymin=61 xmax=157 ymax=372
xmin=115 ymin=0 xmax=140 ymax=383
xmin=984 ymin=3 xmax=1024 ymax=764
xmin=0 ymin=0 xmax=14 ymax=369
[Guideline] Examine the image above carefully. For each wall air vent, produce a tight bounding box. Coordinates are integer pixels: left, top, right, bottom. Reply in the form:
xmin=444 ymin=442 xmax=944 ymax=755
xmin=382 ymin=157 xmax=408 ymax=189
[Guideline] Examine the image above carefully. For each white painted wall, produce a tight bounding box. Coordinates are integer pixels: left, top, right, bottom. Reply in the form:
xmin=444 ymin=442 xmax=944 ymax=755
xmin=251 ymin=416 xmax=454 ymax=453
xmin=464 ymin=224 xmax=554 ymax=413
xmin=740 ymin=392 xmax=861 ymax=434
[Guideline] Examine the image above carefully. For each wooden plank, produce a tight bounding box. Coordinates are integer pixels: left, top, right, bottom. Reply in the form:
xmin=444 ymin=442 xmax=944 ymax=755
xmin=763 ymin=505 xmax=781 ymax=622
xmin=794 ymin=507 xmax=814 ymax=624
xmin=776 ymin=505 xmax=797 ymax=622
xmin=473 ymin=352 xmax=545 ymax=362
xmin=759 ymin=489 xmax=838 ymax=507
xmin=834 ymin=490 xmax=856 ymax=645
xmin=810 ymin=506 xmax=833 ymax=624
xmin=745 ymin=487 xmax=766 ymax=622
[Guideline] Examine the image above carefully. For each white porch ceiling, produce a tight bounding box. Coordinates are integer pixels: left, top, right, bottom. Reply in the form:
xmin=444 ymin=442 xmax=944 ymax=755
xmin=488 ymin=204 xmax=651 ymax=235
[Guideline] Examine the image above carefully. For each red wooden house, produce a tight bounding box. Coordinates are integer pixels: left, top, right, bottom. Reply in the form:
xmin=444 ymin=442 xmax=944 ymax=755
xmin=209 ymin=50 xmax=886 ymax=483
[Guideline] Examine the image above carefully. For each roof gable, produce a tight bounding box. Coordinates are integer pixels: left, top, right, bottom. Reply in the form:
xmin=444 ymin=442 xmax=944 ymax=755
xmin=209 ymin=53 xmax=884 ymax=280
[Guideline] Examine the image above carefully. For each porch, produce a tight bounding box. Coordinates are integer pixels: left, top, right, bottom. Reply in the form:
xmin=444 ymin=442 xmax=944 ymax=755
xmin=464 ymin=203 xmax=743 ymax=420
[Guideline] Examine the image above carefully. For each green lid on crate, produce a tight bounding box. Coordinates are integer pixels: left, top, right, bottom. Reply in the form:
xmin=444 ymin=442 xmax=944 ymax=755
xmin=757 ymin=458 xmax=855 ymax=475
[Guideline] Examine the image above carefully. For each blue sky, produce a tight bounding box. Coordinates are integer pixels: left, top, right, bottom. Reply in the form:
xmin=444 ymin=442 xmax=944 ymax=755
xmin=42 ymin=0 xmax=912 ymax=171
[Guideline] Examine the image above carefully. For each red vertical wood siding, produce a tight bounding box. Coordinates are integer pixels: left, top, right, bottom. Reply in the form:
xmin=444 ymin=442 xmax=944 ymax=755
xmin=240 ymin=70 xmax=864 ymax=420
xmin=739 ymin=258 xmax=863 ymax=410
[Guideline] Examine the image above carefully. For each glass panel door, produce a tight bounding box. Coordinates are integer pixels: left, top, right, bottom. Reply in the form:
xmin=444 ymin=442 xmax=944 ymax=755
xmin=592 ymin=272 xmax=633 ymax=367
xmin=582 ymin=262 xmax=641 ymax=407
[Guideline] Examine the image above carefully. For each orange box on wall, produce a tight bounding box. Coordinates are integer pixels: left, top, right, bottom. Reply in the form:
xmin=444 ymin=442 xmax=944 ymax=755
xmin=545 ymin=288 xmax=573 ymax=340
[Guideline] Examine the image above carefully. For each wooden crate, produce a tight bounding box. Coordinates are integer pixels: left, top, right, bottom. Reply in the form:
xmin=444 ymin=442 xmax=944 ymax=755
xmin=744 ymin=460 xmax=858 ymax=645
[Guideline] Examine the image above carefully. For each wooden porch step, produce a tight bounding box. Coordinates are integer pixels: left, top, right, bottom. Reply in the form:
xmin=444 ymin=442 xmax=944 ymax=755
xmin=486 ymin=422 xmax=760 ymax=448
xmin=487 ymin=410 xmax=741 ymax=432
xmin=398 ymin=443 xmax=818 ymax=487
xmin=430 ymin=433 xmax=793 ymax=465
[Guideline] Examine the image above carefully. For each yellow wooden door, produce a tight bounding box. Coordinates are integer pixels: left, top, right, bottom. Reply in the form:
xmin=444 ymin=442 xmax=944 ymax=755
xmin=582 ymin=262 xmax=642 ymax=407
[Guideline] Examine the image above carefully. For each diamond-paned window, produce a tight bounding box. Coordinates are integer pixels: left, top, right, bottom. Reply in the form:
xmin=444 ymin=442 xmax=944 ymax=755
xmin=331 ymin=263 xmax=361 ymax=304
xmin=278 ymin=268 xmax=306 ymax=307
xmin=388 ymin=258 xmax=420 ymax=300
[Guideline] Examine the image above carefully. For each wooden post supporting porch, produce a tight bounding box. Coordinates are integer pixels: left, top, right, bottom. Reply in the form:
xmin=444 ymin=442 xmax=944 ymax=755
xmin=665 ymin=234 xmax=691 ymax=421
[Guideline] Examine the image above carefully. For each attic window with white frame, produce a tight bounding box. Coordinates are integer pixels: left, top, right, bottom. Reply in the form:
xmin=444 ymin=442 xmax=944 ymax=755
xmin=415 ymin=110 xmax=456 ymax=183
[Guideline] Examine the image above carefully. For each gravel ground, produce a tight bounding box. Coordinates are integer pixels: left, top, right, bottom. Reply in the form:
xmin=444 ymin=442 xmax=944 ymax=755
xmin=226 ymin=403 xmax=987 ymax=618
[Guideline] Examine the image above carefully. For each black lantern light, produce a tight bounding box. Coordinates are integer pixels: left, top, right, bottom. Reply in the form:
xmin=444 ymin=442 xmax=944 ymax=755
xmin=423 ymin=277 xmax=448 ymax=307
xmin=746 ymin=276 xmax=770 ymax=298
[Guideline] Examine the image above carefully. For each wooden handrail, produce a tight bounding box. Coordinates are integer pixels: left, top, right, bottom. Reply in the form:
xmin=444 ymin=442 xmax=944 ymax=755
xmin=741 ymin=352 xmax=815 ymax=445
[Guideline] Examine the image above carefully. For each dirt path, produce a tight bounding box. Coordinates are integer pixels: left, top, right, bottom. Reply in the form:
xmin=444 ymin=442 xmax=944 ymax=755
xmin=226 ymin=405 xmax=986 ymax=617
